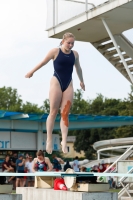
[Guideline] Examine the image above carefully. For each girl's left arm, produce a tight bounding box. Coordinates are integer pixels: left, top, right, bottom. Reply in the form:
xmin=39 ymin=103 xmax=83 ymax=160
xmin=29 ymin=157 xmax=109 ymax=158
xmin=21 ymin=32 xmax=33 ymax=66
xmin=74 ymin=51 xmax=85 ymax=91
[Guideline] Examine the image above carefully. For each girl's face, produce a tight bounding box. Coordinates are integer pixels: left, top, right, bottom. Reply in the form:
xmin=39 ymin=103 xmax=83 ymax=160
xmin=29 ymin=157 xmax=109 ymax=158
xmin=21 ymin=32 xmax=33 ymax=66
xmin=6 ymin=156 xmax=9 ymax=162
xmin=37 ymin=155 xmax=44 ymax=160
xmin=62 ymin=37 xmax=75 ymax=51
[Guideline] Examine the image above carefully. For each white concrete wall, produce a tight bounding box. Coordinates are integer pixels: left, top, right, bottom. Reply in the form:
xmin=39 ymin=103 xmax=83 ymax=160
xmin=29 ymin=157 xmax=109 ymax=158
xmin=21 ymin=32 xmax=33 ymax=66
xmin=0 ymin=194 xmax=22 ymax=200
xmin=16 ymin=187 xmax=118 ymax=200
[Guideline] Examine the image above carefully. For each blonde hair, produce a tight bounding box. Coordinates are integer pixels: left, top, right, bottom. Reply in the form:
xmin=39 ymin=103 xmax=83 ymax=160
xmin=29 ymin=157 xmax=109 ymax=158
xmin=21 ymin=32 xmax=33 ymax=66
xmin=60 ymin=32 xmax=75 ymax=46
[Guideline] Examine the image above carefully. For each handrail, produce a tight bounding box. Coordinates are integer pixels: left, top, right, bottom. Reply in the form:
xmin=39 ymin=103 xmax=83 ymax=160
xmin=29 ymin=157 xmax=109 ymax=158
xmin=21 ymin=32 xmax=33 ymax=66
xmin=119 ymin=167 xmax=133 ymax=183
xmin=103 ymin=145 xmax=133 ymax=173
xmin=64 ymin=0 xmax=96 ymax=7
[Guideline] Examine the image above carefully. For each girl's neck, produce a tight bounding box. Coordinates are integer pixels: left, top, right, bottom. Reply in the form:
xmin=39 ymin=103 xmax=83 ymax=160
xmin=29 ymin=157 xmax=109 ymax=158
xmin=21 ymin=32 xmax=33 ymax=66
xmin=61 ymin=46 xmax=71 ymax=54
xmin=38 ymin=157 xmax=44 ymax=162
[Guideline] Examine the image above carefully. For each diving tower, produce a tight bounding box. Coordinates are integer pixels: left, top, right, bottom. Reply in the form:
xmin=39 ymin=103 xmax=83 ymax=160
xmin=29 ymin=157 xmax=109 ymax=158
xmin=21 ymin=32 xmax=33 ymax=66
xmin=46 ymin=0 xmax=133 ymax=83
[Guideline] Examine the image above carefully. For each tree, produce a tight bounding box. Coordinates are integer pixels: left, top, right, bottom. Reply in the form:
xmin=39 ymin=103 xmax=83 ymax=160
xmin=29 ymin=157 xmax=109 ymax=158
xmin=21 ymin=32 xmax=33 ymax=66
xmin=41 ymin=99 xmax=50 ymax=113
xmin=22 ymin=102 xmax=43 ymax=113
xmin=0 ymin=86 xmax=22 ymax=111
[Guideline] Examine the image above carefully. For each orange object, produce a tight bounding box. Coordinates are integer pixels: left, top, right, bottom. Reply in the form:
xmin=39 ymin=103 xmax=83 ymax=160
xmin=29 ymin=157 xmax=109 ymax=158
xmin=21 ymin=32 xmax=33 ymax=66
xmin=54 ymin=178 xmax=67 ymax=190
xmin=61 ymin=100 xmax=71 ymax=127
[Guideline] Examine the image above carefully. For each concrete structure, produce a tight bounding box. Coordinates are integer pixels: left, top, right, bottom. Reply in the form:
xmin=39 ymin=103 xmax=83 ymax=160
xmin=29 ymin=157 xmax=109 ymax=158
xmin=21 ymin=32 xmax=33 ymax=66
xmin=0 ymin=194 xmax=22 ymax=200
xmin=16 ymin=187 xmax=118 ymax=200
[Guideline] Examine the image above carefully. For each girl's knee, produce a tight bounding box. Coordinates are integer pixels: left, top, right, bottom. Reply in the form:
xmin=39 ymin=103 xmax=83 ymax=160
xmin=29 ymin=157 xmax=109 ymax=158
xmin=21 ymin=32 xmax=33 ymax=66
xmin=49 ymin=109 xmax=58 ymax=118
xmin=61 ymin=100 xmax=71 ymax=115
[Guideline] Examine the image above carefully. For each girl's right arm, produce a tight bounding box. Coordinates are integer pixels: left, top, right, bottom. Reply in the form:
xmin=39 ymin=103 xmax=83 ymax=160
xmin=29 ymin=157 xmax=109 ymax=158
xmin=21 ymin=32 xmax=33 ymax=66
xmin=25 ymin=48 xmax=58 ymax=78
xmin=32 ymin=158 xmax=37 ymax=172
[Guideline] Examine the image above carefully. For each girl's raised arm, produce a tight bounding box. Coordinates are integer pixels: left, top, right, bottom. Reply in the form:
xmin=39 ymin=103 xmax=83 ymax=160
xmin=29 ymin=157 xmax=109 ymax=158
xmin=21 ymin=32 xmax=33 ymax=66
xmin=25 ymin=48 xmax=57 ymax=78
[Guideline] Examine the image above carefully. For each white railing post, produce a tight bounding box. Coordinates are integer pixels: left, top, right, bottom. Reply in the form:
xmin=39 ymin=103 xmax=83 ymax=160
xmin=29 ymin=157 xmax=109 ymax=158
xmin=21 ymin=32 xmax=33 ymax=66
xmin=97 ymin=152 xmax=100 ymax=160
xmin=55 ymin=0 xmax=58 ymax=25
xmin=85 ymin=0 xmax=88 ymax=12
xmin=53 ymin=0 xmax=55 ymax=28
xmin=102 ymin=18 xmax=133 ymax=83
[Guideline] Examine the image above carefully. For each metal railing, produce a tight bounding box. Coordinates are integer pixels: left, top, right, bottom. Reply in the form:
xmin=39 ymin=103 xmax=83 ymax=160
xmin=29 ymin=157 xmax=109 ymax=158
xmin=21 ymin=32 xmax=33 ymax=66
xmin=46 ymin=0 xmax=111 ymax=30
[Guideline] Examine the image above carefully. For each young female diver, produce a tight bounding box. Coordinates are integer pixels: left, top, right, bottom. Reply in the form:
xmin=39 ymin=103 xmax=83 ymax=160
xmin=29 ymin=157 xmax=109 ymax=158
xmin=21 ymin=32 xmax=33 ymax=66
xmin=25 ymin=32 xmax=85 ymax=154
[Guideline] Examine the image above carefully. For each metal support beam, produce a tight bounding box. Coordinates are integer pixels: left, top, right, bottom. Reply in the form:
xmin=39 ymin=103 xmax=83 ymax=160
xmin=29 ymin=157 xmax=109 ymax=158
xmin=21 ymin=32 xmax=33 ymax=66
xmin=102 ymin=18 xmax=133 ymax=83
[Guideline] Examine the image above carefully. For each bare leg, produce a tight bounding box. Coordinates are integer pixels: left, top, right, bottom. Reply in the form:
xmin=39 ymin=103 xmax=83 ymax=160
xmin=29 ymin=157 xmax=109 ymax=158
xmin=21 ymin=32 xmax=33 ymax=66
xmin=60 ymin=82 xmax=73 ymax=153
xmin=16 ymin=178 xmax=20 ymax=187
xmin=20 ymin=178 xmax=25 ymax=187
xmin=46 ymin=77 xmax=62 ymax=154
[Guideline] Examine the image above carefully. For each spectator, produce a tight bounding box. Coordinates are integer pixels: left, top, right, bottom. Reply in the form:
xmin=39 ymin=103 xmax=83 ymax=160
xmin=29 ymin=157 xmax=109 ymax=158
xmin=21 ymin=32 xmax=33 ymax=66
xmin=64 ymin=160 xmax=72 ymax=171
xmin=2 ymin=155 xmax=14 ymax=183
xmin=16 ymin=154 xmax=25 ymax=187
xmin=98 ymin=160 xmax=106 ymax=173
xmin=25 ymin=155 xmax=34 ymax=187
xmin=72 ymin=156 xmax=79 ymax=172
xmin=32 ymin=150 xmax=53 ymax=172
xmin=10 ymin=152 xmax=18 ymax=172
xmin=10 ymin=152 xmax=18 ymax=189
xmin=80 ymin=166 xmax=87 ymax=172
xmin=23 ymin=153 xmax=29 ymax=187
xmin=52 ymin=155 xmax=64 ymax=172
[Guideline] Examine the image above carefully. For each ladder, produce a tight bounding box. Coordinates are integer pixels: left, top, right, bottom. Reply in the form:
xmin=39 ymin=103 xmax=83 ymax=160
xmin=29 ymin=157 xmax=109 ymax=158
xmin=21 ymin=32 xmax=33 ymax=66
xmin=93 ymin=33 xmax=133 ymax=84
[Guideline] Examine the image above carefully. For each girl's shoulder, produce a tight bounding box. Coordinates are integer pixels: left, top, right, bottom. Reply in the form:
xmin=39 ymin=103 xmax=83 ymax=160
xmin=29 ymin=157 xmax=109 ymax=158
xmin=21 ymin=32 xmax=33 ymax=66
xmin=44 ymin=157 xmax=51 ymax=164
xmin=50 ymin=48 xmax=59 ymax=54
xmin=72 ymin=50 xmax=79 ymax=58
xmin=33 ymin=158 xmax=38 ymax=163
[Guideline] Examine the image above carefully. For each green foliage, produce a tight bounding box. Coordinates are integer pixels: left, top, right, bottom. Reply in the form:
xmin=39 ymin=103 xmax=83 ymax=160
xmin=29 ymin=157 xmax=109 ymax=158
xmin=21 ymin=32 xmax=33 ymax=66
xmin=22 ymin=102 xmax=43 ymax=114
xmin=0 ymin=86 xmax=22 ymax=111
xmin=41 ymin=99 xmax=50 ymax=113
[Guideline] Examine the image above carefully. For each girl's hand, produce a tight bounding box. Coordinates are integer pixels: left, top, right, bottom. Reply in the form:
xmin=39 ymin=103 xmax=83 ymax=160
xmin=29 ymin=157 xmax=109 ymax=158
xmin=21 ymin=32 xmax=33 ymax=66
xmin=80 ymin=82 xmax=85 ymax=91
xmin=25 ymin=72 xmax=34 ymax=78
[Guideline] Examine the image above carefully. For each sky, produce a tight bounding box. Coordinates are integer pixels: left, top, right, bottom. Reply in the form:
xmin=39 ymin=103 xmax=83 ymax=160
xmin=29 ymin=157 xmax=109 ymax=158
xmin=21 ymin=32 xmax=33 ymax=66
xmin=0 ymin=0 xmax=133 ymax=107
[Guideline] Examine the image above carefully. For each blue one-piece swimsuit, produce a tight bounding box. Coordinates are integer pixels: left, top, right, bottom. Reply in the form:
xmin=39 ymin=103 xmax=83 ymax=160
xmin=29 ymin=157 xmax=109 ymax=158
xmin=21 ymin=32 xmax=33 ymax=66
xmin=53 ymin=48 xmax=75 ymax=92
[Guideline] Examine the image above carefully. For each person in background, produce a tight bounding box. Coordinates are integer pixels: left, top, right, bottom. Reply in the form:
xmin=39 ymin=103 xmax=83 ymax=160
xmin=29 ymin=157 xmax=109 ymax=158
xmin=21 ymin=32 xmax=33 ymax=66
xmin=64 ymin=160 xmax=72 ymax=171
xmin=10 ymin=152 xmax=18 ymax=189
xmin=52 ymin=154 xmax=64 ymax=172
xmin=16 ymin=154 xmax=25 ymax=187
xmin=25 ymin=155 xmax=34 ymax=187
xmin=2 ymin=155 xmax=14 ymax=183
xmin=98 ymin=160 xmax=106 ymax=173
xmin=72 ymin=156 xmax=79 ymax=172
xmin=80 ymin=166 xmax=87 ymax=172
xmin=23 ymin=153 xmax=29 ymax=187
xmin=32 ymin=150 xmax=53 ymax=172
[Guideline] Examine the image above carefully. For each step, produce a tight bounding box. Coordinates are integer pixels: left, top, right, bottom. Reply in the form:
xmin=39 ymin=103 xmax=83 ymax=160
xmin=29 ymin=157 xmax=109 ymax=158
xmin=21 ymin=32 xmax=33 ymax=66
xmin=97 ymin=42 xmax=114 ymax=50
xmin=104 ymin=49 xmax=118 ymax=56
xmin=109 ymin=56 xmax=121 ymax=62
xmin=95 ymin=37 xmax=110 ymax=44
xmin=128 ymin=190 xmax=133 ymax=193
xmin=121 ymin=197 xmax=133 ymax=200
xmin=115 ymin=60 xmax=133 ymax=68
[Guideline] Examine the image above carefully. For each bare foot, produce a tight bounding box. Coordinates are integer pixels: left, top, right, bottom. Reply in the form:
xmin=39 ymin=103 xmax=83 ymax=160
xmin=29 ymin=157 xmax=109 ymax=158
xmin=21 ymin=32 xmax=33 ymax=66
xmin=61 ymin=141 xmax=68 ymax=154
xmin=46 ymin=140 xmax=52 ymax=154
